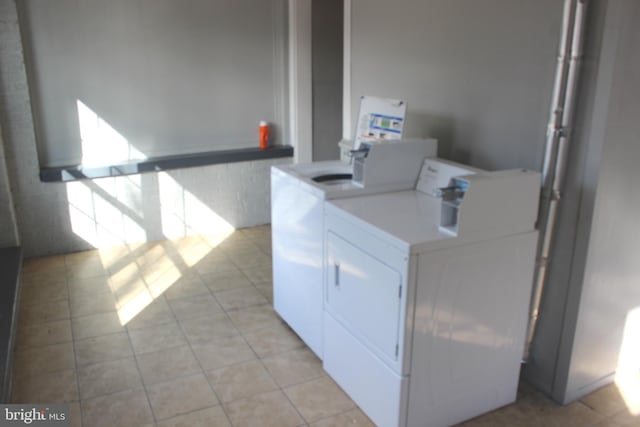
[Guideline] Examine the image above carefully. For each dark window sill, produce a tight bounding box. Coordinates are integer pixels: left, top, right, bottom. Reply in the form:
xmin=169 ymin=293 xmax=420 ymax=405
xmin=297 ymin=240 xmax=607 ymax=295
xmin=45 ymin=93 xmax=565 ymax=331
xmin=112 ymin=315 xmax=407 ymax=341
xmin=39 ymin=145 xmax=294 ymax=182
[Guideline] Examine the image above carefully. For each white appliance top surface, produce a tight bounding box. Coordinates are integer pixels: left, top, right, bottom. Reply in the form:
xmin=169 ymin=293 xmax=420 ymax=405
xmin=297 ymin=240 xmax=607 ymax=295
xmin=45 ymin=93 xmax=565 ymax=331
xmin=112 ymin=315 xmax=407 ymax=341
xmin=326 ymin=190 xmax=458 ymax=253
xmin=273 ymin=161 xmax=406 ymax=199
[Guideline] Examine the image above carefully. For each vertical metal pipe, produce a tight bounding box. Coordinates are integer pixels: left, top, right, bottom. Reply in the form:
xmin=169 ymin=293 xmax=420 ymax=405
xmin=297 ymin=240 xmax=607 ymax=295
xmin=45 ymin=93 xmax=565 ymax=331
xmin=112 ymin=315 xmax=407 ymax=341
xmin=524 ymin=0 xmax=588 ymax=361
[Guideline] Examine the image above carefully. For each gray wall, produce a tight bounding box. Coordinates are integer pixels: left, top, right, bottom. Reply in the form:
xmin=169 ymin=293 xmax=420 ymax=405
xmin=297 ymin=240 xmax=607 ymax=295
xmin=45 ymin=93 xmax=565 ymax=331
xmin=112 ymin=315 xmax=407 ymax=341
xmin=19 ymin=0 xmax=288 ymax=167
xmin=528 ymin=0 xmax=640 ymax=403
xmin=312 ymin=0 xmax=343 ymax=161
xmin=347 ymin=0 xmax=562 ymax=171
xmin=0 ymin=0 xmax=291 ymax=256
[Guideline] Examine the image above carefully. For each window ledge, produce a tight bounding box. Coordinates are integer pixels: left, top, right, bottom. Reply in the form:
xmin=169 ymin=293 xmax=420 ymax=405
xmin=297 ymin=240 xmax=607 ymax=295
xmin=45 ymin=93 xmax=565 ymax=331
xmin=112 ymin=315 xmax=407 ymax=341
xmin=39 ymin=145 xmax=294 ymax=182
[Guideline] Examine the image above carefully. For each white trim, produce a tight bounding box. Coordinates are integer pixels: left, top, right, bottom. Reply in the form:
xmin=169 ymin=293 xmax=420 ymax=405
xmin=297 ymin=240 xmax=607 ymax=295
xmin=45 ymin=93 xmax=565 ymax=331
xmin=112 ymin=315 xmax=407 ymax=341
xmin=342 ymin=0 xmax=352 ymax=141
xmin=288 ymin=0 xmax=313 ymax=163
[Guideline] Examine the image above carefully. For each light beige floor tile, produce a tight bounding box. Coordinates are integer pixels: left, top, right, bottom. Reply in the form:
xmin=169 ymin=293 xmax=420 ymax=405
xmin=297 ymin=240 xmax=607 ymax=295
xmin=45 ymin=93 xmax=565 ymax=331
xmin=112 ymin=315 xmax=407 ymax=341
xmin=19 ymin=299 xmax=70 ymax=326
xmin=137 ymin=252 xmax=185 ymax=287
xmin=240 ymin=265 xmax=272 ymax=285
xmin=22 ymin=255 xmax=66 ymax=273
xmin=229 ymin=250 xmax=271 ymax=269
xmin=461 ymin=403 xmax=554 ymax=427
xmin=66 ymin=259 xmax=109 ymax=280
xmin=67 ymin=275 xmax=112 ymax=298
xmin=540 ymin=401 xmax=605 ymax=427
xmin=136 ymin=344 xmax=201 ymax=386
xmin=457 ymin=412 xmax=511 ymax=427
xmin=74 ymin=332 xmax=133 ymax=367
xmin=496 ymin=390 xmax=559 ymax=423
xmin=179 ymin=313 xmax=239 ymax=346
xmin=163 ymin=273 xmax=210 ymax=300
xmin=12 ymin=342 xmax=75 ymax=378
xmin=70 ymin=291 xmax=117 ymax=318
xmin=254 ymin=283 xmax=273 ymax=303
xmin=72 ymin=311 xmax=125 ymax=340
xmin=227 ymin=304 xmax=283 ymax=333
xmin=65 ymin=249 xmax=101 ymax=266
xmin=77 ymin=357 xmax=142 ymax=400
xmin=108 ymin=262 xmax=147 ymax=298
xmin=191 ymin=335 xmax=256 ymax=371
xmin=97 ymin=245 xmax=134 ymax=271
xmin=21 ymin=267 xmax=67 ymax=283
xmin=310 ymin=408 xmax=375 ymax=427
xmin=11 ymin=369 xmax=78 ymax=403
xmin=591 ymin=419 xmax=626 ymax=427
xmin=219 ymin=240 xmax=260 ymax=256
xmin=156 ymin=405 xmax=231 ymax=427
xmin=255 ymin=241 xmax=272 ymax=255
xmin=81 ymin=388 xmax=153 ymax=427
xmin=125 ymin=297 xmax=176 ymax=330
xmin=262 ymin=347 xmax=324 ymax=387
xmin=201 ymin=269 xmax=253 ymax=293
xmin=164 ymin=237 xmax=219 ymax=267
xmin=223 ymin=390 xmax=305 ymax=427
xmin=580 ymin=384 xmax=628 ymax=417
xmin=238 ymin=225 xmax=271 ymax=241
xmin=20 ymin=279 xmax=69 ymax=305
xmin=133 ymin=242 xmax=177 ymax=269
xmin=242 ymin=324 xmax=305 ymax=358
xmin=129 ymin=321 xmax=187 ymax=354
xmin=168 ymin=293 xmax=224 ymax=321
xmin=284 ymin=376 xmax=356 ymax=423
xmin=194 ymin=254 xmax=236 ymax=275
xmin=206 ymin=359 xmax=278 ymax=403
xmin=611 ymin=408 xmax=640 ymax=426
xmin=147 ymin=373 xmax=219 ymax=420
xmin=214 ymin=287 xmax=268 ymax=311
xmin=16 ymin=319 xmax=72 ymax=349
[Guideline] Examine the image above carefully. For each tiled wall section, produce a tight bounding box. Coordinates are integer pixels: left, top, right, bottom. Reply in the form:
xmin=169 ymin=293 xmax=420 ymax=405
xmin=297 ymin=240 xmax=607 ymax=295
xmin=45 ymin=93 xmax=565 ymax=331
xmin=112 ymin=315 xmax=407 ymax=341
xmin=0 ymin=0 xmax=291 ymax=257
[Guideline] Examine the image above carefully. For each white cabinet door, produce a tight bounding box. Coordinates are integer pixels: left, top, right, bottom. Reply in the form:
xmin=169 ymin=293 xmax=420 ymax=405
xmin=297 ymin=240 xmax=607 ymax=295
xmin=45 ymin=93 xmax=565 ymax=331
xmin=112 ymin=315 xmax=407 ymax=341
xmin=326 ymin=232 xmax=402 ymax=362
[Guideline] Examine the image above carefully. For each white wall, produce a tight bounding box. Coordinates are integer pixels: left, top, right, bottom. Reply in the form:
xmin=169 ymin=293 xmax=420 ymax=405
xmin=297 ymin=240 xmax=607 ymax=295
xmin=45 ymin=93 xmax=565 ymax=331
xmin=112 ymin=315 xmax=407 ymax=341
xmin=0 ymin=0 xmax=291 ymax=256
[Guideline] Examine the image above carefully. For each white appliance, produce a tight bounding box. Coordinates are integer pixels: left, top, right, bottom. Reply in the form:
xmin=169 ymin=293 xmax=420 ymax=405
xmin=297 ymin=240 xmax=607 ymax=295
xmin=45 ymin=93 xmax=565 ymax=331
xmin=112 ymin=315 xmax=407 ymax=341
xmin=271 ymin=139 xmax=438 ymax=357
xmin=322 ymin=158 xmax=540 ymax=427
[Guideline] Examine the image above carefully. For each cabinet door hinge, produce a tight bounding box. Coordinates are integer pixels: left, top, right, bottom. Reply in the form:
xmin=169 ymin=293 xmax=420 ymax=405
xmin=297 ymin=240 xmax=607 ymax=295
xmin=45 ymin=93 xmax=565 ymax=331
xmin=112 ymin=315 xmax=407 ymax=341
xmin=398 ymin=285 xmax=402 ymax=298
xmin=395 ymin=344 xmax=399 ymax=357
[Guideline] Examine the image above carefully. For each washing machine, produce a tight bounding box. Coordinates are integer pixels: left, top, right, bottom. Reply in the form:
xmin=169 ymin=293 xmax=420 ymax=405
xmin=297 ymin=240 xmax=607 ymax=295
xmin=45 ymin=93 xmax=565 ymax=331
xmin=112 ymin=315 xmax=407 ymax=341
xmin=322 ymin=158 xmax=541 ymax=426
xmin=271 ymin=139 xmax=437 ymax=357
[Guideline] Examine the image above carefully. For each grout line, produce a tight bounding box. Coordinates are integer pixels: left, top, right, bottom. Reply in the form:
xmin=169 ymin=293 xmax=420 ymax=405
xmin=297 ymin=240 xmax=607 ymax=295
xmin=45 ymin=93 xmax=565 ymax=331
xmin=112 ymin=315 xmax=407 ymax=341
xmin=64 ymin=271 xmax=84 ymax=427
xmin=123 ymin=321 xmax=158 ymax=426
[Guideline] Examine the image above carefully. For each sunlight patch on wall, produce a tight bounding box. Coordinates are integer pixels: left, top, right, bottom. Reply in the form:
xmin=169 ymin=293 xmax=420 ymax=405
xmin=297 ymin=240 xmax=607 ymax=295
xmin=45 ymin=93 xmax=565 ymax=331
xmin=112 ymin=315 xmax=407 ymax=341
xmin=158 ymin=172 xmax=235 ymax=266
xmin=77 ymin=100 xmax=146 ymax=166
xmin=615 ymin=306 xmax=640 ymax=415
xmin=66 ymin=177 xmax=147 ymax=248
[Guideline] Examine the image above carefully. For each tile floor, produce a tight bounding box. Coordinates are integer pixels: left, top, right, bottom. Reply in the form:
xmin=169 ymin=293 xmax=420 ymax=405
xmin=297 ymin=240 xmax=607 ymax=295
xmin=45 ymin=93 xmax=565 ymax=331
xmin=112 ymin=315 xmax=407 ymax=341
xmin=10 ymin=225 xmax=640 ymax=426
